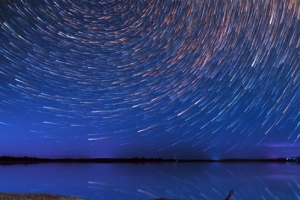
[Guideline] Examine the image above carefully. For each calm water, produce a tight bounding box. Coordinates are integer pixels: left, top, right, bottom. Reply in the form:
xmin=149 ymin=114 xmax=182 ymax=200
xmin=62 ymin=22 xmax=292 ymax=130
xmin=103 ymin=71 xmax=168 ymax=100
xmin=0 ymin=162 xmax=299 ymax=199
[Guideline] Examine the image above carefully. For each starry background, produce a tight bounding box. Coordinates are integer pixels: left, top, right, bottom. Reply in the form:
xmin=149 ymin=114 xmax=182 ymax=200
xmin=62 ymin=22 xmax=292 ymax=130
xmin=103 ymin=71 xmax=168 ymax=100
xmin=0 ymin=0 xmax=299 ymax=159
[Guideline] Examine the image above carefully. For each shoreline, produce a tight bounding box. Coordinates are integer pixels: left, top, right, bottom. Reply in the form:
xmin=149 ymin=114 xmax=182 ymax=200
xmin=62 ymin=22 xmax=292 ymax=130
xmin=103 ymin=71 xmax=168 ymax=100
xmin=0 ymin=156 xmax=299 ymax=165
xmin=0 ymin=192 xmax=83 ymax=200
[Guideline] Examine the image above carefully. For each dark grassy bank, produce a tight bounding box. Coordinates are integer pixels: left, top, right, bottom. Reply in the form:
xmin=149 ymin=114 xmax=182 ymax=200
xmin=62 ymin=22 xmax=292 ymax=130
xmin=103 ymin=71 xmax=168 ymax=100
xmin=0 ymin=192 xmax=83 ymax=200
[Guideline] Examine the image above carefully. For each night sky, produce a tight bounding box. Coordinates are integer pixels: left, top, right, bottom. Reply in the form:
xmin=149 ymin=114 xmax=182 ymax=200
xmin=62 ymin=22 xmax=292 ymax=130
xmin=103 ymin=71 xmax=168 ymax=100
xmin=0 ymin=0 xmax=299 ymax=159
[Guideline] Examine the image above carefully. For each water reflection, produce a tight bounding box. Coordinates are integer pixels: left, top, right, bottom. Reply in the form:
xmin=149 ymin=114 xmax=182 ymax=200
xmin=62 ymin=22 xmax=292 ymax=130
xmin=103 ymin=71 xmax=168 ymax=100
xmin=0 ymin=162 xmax=299 ymax=199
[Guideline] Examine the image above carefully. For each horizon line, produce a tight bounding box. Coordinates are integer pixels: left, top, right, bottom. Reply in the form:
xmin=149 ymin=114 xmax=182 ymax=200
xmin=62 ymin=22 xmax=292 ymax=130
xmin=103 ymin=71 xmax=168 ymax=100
xmin=0 ymin=155 xmax=299 ymax=163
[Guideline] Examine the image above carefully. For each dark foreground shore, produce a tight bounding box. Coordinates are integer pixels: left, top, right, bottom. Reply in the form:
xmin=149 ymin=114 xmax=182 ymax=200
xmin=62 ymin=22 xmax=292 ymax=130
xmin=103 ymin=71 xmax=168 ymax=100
xmin=0 ymin=190 xmax=234 ymax=200
xmin=0 ymin=192 xmax=83 ymax=200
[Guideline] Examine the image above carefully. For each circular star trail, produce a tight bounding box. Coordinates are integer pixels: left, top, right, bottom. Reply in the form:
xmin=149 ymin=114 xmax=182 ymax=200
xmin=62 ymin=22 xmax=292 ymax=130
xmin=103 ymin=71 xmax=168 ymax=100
xmin=0 ymin=0 xmax=299 ymax=158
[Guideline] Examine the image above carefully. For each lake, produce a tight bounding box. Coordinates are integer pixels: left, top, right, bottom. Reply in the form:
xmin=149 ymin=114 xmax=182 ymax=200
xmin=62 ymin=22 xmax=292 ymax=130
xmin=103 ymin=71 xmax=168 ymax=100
xmin=0 ymin=162 xmax=299 ymax=199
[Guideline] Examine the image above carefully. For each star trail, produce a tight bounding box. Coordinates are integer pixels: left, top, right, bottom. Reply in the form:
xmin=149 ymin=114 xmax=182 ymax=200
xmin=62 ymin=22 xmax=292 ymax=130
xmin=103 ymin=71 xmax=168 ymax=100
xmin=0 ymin=0 xmax=299 ymax=159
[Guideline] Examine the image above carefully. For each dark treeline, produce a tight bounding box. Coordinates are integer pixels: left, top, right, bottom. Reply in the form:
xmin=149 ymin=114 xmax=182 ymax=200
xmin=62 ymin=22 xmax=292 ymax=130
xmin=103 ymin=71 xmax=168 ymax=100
xmin=0 ymin=155 xmax=299 ymax=165
xmin=0 ymin=156 xmax=173 ymax=164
